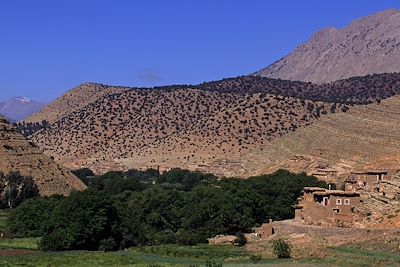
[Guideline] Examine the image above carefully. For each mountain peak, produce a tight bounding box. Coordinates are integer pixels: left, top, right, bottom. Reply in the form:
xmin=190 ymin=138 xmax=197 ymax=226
xmin=254 ymin=9 xmax=400 ymax=84
xmin=14 ymin=96 xmax=32 ymax=103
xmin=0 ymin=97 xmax=47 ymax=122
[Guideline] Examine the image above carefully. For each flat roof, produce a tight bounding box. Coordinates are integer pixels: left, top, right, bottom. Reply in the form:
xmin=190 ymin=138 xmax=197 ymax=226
xmin=303 ymin=187 xmax=327 ymax=192
xmin=314 ymin=190 xmax=360 ymax=197
xmin=315 ymin=169 xmax=338 ymax=172
xmin=351 ymin=170 xmax=388 ymax=174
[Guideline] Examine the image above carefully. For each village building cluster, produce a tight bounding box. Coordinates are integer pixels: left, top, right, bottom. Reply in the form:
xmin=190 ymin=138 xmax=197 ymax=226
xmin=209 ymin=169 xmax=400 ymax=246
xmin=294 ymin=169 xmax=399 ymax=227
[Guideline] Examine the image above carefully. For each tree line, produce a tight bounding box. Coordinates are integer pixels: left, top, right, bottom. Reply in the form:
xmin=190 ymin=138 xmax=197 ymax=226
xmin=7 ymin=168 xmax=327 ymax=251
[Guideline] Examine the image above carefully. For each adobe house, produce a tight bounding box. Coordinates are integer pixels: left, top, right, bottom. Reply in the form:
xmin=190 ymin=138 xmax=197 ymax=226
xmin=255 ymin=219 xmax=274 ymax=238
xmin=345 ymin=170 xmax=389 ymax=191
xmin=295 ymin=187 xmax=361 ymax=227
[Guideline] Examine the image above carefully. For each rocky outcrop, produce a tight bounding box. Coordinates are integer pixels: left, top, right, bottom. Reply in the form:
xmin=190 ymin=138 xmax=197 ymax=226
xmin=355 ymin=175 xmax=400 ymax=228
xmin=0 ymin=116 xmax=86 ymax=196
xmin=255 ymin=9 xmax=400 ymax=83
xmin=377 ymin=176 xmax=400 ymax=201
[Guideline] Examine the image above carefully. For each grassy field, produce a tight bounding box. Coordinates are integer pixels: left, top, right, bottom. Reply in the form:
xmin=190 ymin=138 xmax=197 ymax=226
xmin=0 ymin=209 xmax=10 ymax=234
xmin=0 ymin=238 xmax=399 ymax=267
xmin=0 ymin=237 xmax=40 ymax=250
xmin=0 ymin=242 xmax=298 ymax=267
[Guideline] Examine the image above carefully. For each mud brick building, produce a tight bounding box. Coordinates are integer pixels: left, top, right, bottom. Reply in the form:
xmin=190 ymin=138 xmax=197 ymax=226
xmin=295 ymin=187 xmax=361 ymax=227
xmin=345 ymin=170 xmax=389 ymax=191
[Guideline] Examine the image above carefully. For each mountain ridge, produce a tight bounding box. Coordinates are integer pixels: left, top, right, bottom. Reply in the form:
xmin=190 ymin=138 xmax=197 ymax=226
xmin=254 ymin=9 xmax=400 ymax=83
xmin=23 ymin=72 xmax=400 ymax=177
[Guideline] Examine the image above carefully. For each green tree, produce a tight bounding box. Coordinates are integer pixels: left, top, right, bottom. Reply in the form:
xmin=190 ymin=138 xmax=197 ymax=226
xmin=0 ymin=171 xmax=39 ymax=209
xmin=125 ymin=186 xmax=185 ymax=245
xmin=71 ymin=168 xmax=94 ymax=184
xmin=40 ymin=190 xmax=125 ymax=251
xmin=157 ymin=168 xmax=217 ymax=191
xmin=8 ymin=195 xmax=64 ymax=237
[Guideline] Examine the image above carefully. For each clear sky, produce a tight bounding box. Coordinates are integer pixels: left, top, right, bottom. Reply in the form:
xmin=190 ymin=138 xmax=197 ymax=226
xmin=1 ymin=0 xmax=399 ymax=101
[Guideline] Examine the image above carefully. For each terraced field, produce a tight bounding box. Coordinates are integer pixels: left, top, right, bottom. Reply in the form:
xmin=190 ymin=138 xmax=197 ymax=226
xmin=244 ymin=96 xmax=400 ymax=177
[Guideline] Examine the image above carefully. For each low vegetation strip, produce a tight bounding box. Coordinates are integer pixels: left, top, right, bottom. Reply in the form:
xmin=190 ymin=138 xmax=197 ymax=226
xmin=0 ymin=238 xmax=39 ymax=250
xmin=0 ymin=242 xmax=398 ymax=267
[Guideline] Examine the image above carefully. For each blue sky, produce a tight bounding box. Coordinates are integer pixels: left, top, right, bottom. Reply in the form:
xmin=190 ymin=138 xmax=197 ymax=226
xmin=1 ymin=0 xmax=399 ymax=101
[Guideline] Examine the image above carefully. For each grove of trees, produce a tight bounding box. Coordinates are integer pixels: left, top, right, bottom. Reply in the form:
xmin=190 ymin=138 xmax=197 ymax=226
xmin=7 ymin=168 xmax=327 ymax=251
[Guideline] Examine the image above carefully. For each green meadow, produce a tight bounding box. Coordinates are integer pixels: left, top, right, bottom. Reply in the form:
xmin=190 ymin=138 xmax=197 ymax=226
xmin=0 ymin=237 xmax=399 ymax=267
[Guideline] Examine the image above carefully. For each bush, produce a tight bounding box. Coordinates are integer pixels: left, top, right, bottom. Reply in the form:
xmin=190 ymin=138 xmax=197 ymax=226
xmin=235 ymin=232 xmax=247 ymax=247
xmin=205 ymin=261 xmax=222 ymax=267
xmin=272 ymin=239 xmax=291 ymax=258
xmin=249 ymin=253 xmax=262 ymax=262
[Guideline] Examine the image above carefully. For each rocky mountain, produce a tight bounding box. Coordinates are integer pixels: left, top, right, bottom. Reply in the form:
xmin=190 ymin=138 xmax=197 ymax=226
xmin=22 ymin=73 xmax=400 ymax=177
xmin=254 ymin=9 xmax=400 ymax=84
xmin=0 ymin=97 xmax=47 ymax=122
xmin=0 ymin=116 xmax=86 ymax=195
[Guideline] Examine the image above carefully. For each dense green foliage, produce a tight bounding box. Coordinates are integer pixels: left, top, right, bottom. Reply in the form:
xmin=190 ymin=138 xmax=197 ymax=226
xmin=39 ymin=190 xmax=126 ymax=251
xmin=71 ymin=168 xmax=95 ymax=182
xmin=7 ymin=169 xmax=327 ymax=251
xmin=156 ymin=168 xmax=217 ymax=191
xmin=86 ymin=171 xmax=146 ymax=199
xmin=8 ymin=195 xmax=63 ymax=237
xmin=0 ymin=171 xmax=39 ymax=209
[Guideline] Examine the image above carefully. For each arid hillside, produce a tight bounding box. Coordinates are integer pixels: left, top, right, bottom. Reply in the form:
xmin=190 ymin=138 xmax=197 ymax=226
xmin=31 ymin=86 xmax=343 ymax=174
xmin=0 ymin=116 xmax=86 ymax=195
xmin=120 ymin=93 xmax=342 ymax=176
xmin=24 ymin=72 xmax=400 ymax=177
xmin=255 ymin=9 xmax=400 ymax=83
xmin=244 ymin=96 xmax=400 ymax=177
xmin=24 ymin=83 xmax=128 ymax=124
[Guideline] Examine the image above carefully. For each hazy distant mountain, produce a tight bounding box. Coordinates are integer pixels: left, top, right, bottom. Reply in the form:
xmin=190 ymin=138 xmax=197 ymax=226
xmin=254 ymin=9 xmax=400 ymax=83
xmin=0 ymin=97 xmax=48 ymax=122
